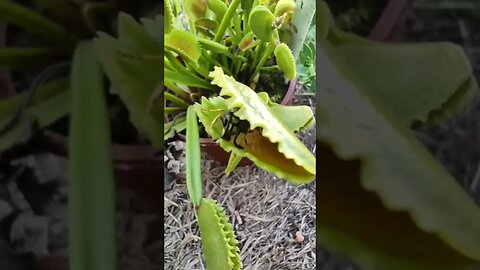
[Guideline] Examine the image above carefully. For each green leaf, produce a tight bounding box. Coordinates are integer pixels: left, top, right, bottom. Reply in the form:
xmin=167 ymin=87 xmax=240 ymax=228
xmin=164 ymin=116 xmax=186 ymax=141
xmin=0 ymin=1 xmax=77 ymax=48
xmin=316 ymin=0 xmax=331 ymax=38
xmin=165 ymin=30 xmax=202 ymax=63
xmin=164 ymin=0 xmax=174 ymax=33
xmin=328 ymin=34 xmax=478 ymax=127
xmin=194 ymin=67 xmax=316 ymax=184
xmin=186 ymin=106 xmax=202 ymax=206
xmin=317 ymin=39 xmax=480 ymax=269
xmin=94 ymin=13 xmax=163 ymax=148
xmin=184 ymin=0 xmax=208 ymax=21
xmin=197 ymin=198 xmax=242 ymax=270
xmin=274 ymin=43 xmax=296 ymax=80
xmin=141 ymin=15 xmax=164 ymax=42
xmin=0 ymin=77 xmax=69 ymax=152
xmin=0 ymin=78 xmax=68 ymax=122
xmin=0 ymin=47 xmax=69 ymax=70
xmin=249 ymin=5 xmax=275 ymax=42
xmin=68 ymin=42 xmax=116 ymax=270
xmin=31 ymin=0 xmax=85 ymax=33
xmin=286 ymin=0 xmax=315 ymax=60
xmin=207 ymin=0 xmax=227 ymax=21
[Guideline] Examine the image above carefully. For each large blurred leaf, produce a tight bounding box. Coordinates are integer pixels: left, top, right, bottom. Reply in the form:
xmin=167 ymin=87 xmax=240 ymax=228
xmin=328 ymin=28 xmax=478 ymax=127
xmin=94 ymin=13 xmax=163 ymax=148
xmin=320 ymin=1 xmax=478 ymax=127
xmin=317 ymin=39 xmax=480 ymax=269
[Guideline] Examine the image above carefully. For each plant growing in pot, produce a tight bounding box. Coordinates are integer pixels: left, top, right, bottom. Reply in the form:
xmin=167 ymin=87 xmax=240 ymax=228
xmin=317 ymin=1 xmax=480 ymax=269
xmin=159 ymin=0 xmax=316 ymax=165
xmin=95 ymin=0 xmax=316 ymax=269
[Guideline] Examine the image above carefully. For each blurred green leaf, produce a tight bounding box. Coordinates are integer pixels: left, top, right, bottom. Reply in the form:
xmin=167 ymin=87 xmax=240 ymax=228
xmin=0 ymin=78 xmax=69 ymax=152
xmin=0 ymin=1 xmax=77 ymax=48
xmin=95 ymin=13 xmax=163 ymax=148
xmin=69 ymin=41 xmax=116 ymax=270
xmin=327 ymin=27 xmax=478 ymax=127
xmin=0 ymin=48 xmax=69 ymax=70
xmin=317 ymin=37 xmax=480 ymax=270
xmin=186 ymin=106 xmax=202 ymax=206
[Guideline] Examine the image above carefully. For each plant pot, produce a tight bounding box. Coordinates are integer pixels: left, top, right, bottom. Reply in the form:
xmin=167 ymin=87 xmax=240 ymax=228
xmin=368 ymin=0 xmax=411 ymax=42
xmin=175 ymin=77 xmax=299 ymax=166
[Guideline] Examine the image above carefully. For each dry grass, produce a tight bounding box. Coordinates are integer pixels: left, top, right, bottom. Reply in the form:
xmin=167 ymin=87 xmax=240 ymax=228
xmin=164 ymin=151 xmax=316 ymax=270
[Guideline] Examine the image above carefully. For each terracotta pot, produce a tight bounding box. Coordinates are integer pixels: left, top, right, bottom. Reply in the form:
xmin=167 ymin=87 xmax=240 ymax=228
xmin=368 ymin=0 xmax=411 ymax=42
xmin=174 ymin=77 xmax=299 ymax=166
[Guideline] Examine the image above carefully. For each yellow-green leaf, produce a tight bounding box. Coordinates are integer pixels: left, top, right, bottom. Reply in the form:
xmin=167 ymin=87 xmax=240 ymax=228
xmin=249 ymin=5 xmax=275 ymax=42
xmin=165 ymin=30 xmax=202 ymax=63
xmin=184 ymin=0 xmax=208 ymax=21
xmin=186 ymin=106 xmax=202 ymax=206
xmin=274 ymin=43 xmax=296 ymax=80
xmin=194 ymin=67 xmax=315 ymax=184
xmin=165 ymin=0 xmax=174 ymax=33
xmin=197 ymin=198 xmax=242 ymax=270
xmin=274 ymin=0 xmax=295 ymax=22
xmin=207 ymin=0 xmax=227 ymax=21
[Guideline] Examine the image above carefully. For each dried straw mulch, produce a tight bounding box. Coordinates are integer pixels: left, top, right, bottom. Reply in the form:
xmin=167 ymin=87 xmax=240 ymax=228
xmin=164 ymin=147 xmax=316 ymax=270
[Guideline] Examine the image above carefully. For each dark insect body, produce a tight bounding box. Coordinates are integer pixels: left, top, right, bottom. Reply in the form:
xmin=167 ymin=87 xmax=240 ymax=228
xmin=220 ymin=111 xmax=251 ymax=149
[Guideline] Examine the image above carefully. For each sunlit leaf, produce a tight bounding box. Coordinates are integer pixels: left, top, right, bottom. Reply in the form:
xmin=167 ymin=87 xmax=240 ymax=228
xmin=194 ymin=67 xmax=315 ymax=184
xmin=197 ymin=198 xmax=242 ymax=270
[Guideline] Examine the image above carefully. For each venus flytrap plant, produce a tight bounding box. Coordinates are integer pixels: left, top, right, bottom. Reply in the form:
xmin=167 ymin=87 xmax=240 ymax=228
xmin=195 ymin=67 xmax=315 ymax=183
xmin=95 ymin=2 xmax=316 ymax=268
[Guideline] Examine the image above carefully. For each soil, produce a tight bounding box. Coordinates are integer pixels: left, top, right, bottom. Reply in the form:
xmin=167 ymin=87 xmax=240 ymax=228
xmin=317 ymin=2 xmax=480 ymax=269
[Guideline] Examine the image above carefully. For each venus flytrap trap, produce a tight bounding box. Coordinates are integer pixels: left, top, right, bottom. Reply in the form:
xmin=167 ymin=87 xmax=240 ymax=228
xmin=195 ymin=67 xmax=315 ymax=183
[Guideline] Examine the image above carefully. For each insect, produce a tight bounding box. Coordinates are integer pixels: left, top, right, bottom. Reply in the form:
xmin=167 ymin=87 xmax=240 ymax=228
xmin=207 ymin=109 xmax=251 ymax=149
xmin=220 ymin=111 xmax=251 ymax=149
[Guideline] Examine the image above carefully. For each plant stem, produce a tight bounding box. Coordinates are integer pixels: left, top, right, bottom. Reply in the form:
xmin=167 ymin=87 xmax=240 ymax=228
xmin=214 ymin=0 xmax=241 ymax=43
xmin=164 ymin=92 xmax=189 ymax=107
xmin=252 ymin=42 xmax=276 ymax=79
xmin=260 ymin=65 xmax=279 ymax=71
